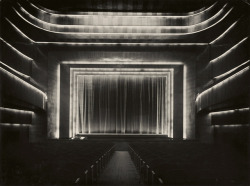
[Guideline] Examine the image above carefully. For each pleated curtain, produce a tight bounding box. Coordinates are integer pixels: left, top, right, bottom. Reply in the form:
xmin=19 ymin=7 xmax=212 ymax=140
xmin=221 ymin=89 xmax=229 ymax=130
xmin=76 ymin=75 xmax=167 ymax=134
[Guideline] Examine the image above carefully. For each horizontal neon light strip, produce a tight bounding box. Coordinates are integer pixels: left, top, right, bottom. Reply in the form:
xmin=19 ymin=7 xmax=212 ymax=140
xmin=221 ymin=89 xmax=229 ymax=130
xmin=27 ymin=0 xmax=217 ymax=18
xmin=0 ymin=107 xmax=34 ymax=114
xmin=62 ymin=61 xmax=184 ymax=65
xmin=210 ymin=37 xmax=248 ymax=63
xmin=5 ymin=18 xmax=35 ymax=43
xmin=0 ymin=123 xmax=31 ymax=126
xmin=0 ymin=61 xmax=30 ymax=79
xmin=71 ymin=68 xmax=174 ymax=72
xmin=210 ymin=17 xmax=242 ymax=44
xmin=214 ymin=60 xmax=250 ymax=79
xmin=37 ymin=42 xmax=207 ymax=46
xmin=0 ymin=67 xmax=47 ymax=99
xmin=197 ymin=66 xmax=250 ymax=100
xmin=214 ymin=124 xmax=250 ymax=127
xmin=73 ymin=72 xmax=171 ymax=76
xmin=210 ymin=107 xmax=249 ymax=115
xmin=213 ymin=66 xmax=249 ymax=89
xmin=0 ymin=38 xmax=33 ymax=61
xmin=12 ymin=5 xmax=233 ymax=36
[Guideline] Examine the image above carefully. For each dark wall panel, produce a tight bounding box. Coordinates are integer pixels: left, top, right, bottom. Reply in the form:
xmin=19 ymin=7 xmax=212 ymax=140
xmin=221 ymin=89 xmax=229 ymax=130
xmin=0 ymin=39 xmax=32 ymax=76
xmin=0 ymin=109 xmax=32 ymax=124
xmin=0 ymin=68 xmax=45 ymax=109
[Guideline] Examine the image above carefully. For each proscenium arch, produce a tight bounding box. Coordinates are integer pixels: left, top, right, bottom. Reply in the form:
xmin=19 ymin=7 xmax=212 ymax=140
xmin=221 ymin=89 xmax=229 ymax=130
xmin=59 ymin=62 xmax=184 ymax=139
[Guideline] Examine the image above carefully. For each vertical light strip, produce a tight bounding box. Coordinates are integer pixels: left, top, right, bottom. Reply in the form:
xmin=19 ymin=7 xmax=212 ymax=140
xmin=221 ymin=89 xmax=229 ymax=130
xmin=183 ymin=65 xmax=187 ymax=139
xmin=165 ymin=75 xmax=168 ymax=135
xmin=72 ymin=72 xmax=78 ymax=137
xmin=171 ymin=69 xmax=174 ymax=138
xmin=56 ymin=64 xmax=60 ymax=138
xmin=75 ymin=75 xmax=79 ymax=134
xmin=167 ymin=74 xmax=171 ymax=136
xmin=69 ymin=68 xmax=73 ymax=137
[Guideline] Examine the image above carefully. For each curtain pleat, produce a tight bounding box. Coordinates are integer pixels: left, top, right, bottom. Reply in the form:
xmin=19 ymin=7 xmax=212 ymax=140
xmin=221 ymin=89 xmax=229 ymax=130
xmin=76 ymin=76 xmax=167 ymax=134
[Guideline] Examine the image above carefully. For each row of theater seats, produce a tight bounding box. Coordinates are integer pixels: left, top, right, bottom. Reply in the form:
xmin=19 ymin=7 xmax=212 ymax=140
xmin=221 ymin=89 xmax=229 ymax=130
xmin=1 ymin=140 xmax=114 ymax=185
xmin=129 ymin=141 xmax=248 ymax=185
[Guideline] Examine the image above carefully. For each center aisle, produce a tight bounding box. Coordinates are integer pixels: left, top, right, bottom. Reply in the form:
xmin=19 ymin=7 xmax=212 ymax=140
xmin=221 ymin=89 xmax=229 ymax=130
xmin=96 ymin=151 xmax=143 ymax=185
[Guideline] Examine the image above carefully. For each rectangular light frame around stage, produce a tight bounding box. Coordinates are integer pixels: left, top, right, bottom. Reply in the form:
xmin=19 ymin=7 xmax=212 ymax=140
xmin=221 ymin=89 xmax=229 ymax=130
xmin=70 ymin=68 xmax=174 ymax=138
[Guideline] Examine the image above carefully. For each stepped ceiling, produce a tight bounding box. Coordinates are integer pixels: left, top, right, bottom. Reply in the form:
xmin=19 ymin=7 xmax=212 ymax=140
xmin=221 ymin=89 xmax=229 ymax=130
xmin=1 ymin=0 xmax=248 ymax=44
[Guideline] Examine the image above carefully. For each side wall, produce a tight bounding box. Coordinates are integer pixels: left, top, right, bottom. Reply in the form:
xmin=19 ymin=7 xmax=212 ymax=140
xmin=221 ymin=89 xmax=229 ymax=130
xmin=196 ymin=2 xmax=250 ymax=149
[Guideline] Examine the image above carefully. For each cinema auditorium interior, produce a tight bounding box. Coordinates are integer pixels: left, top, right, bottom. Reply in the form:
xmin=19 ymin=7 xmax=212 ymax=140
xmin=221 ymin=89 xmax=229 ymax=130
xmin=0 ymin=0 xmax=249 ymax=185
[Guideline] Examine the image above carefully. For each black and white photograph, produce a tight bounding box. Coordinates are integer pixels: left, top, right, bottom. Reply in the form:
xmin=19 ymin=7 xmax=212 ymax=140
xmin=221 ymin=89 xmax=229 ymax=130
xmin=0 ymin=0 xmax=249 ymax=185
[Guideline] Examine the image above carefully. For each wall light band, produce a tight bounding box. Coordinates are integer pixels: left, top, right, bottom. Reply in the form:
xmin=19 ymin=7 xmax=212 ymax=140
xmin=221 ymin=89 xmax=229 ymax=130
xmin=214 ymin=124 xmax=250 ymax=127
xmin=209 ymin=107 xmax=250 ymax=114
xmin=0 ymin=123 xmax=31 ymax=127
xmin=214 ymin=60 xmax=250 ymax=79
xmin=0 ymin=61 xmax=30 ymax=79
xmin=62 ymin=61 xmax=184 ymax=65
xmin=0 ymin=38 xmax=34 ymax=61
xmin=56 ymin=64 xmax=60 ymax=138
xmin=70 ymin=68 xmax=174 ymax=72
xmin=210 ymin=37 xmax=248 ymax=63
xmin=197 ymin=66 xmax=250 ymax=100
xmin=0 ymin=67 xmax=47 ymax=99
xmin=210 ymin=17 xmax=242 ymax=44
xmin=0 ymin=107 xmax=34 ymax=114
xmin=37 ymin=42 xmax=207 ymax=46
xmin=183 ymin=65 xmax=187 ymax=138
xmin=5 ymin=18 xmax=35 ymax=43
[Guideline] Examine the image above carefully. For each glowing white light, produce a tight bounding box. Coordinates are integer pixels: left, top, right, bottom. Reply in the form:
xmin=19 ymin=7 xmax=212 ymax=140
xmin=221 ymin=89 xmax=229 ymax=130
xmin=68 ymin=67 xmax=174 ymax=137
xmin=55 ymin=64 xmax=60 ymax=139
xmin=183 ymin=65 xmax=187 ymax=139
xmin=196 ymin=66 xmax=250 ymax=101
xmin=37 ymin=42 xmax=207 ymax=46
xmin=0 ymin=67 xmax=47 ymax=99
xmin=0 ymin=107 xmax=34 ymax=114
xmin=71 ymin=68 xmax=173 ymax=72
xmin=210 ymin=37 xmax=248 ymax=63
xmin=214 ymin=124 xmax=250 ymax=127
xmin=5 ymin=18 xmax=34 ymax=42
xmin=213 ymin=66 xmax=249 ymax=89
xmin=80 ymin=137 xmax=85 ymax=140
xmin=0 ymin=38 xmax=33 ymax=61
xmin=210 ymin=17 xmax=242 ymax=44
xmin=214 ymin=60 xmax=250 ymax=79
xmin=63 ymin=61 xmax=184 ymax=65
xmin=170 ymin=69 xmax=174 ymax=138
xmin=210 ymin=107 xmax=250 ymax=115
xmin=0 ymin=123 xmax=31 ymax=127
xmin=0 ymin=61 xmax=30 ymax=79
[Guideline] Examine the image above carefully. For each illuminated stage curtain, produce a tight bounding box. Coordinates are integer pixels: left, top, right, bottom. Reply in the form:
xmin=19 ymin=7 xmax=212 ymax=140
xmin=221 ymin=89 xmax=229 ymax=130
xmin=77 ymin=76 xmax=166 ymax=134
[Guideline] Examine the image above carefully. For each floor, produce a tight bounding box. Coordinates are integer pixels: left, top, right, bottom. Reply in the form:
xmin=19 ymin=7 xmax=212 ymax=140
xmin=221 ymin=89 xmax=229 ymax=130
xmin=96 ymin=151 xmax=143 ymax=185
